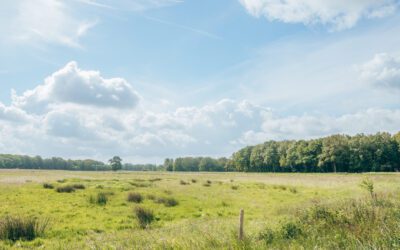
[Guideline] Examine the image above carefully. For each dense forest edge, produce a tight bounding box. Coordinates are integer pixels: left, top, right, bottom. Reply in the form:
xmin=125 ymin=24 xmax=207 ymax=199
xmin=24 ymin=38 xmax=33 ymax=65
xmin=1 ymin=132 xmax=400 ymax=172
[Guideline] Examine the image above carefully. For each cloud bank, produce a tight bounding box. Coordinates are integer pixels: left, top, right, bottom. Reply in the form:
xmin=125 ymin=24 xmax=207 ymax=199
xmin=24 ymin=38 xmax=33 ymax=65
xmin=239 ymin=0 xmax=398 ymax=30
xmin=1 ymin=61 xmax=400 ymax=162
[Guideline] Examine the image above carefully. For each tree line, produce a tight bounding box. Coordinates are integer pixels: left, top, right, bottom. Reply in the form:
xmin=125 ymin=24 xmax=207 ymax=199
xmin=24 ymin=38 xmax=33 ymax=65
xmin=165 ymin=132 xmax=400 ymax=173
xmin=227 ymin=132 xmax=400 ymax=172
xmin=0 ymin=154 xmax=160 ymax=171
xmin=1 ymin=132 xmax=399 ymax=172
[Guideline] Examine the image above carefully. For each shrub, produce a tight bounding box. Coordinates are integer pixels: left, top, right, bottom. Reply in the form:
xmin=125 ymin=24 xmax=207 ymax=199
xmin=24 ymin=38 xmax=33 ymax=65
xmin=155 ymin=197 xmax=179 ymax=207
xmin=206 ymin=180 xmax=212 ymax=184
xmin=289 ymin=187 xmax=298 ymax=194
xmin=72 ymin=184 xmax=85 ymax=190
xmin=231 ymin=185 xmax=239 ymax=190
xmin=280 ymin=221 xmax=302 ymax=239
xmin=180 ymin=180 xmax=189 ymax=185
xmin=0 ymin=216 xmax=49 ymax=242
xmin=191 ymin=179 xmax=197 ymax=183
xmin=57 ymin=179 xmax=66 ymax=183
xmin=90 ymin=192 xmax=108 ymax=205
xmin=203 ymin=182 xmax=211 ymax=187
xmin=149 ymin=178 xmax=162 ymax=182
xmin=360 ymin=177 xmax=375 ymax=200
xmin=56 ymin=185 xmax=75 ymax=193
xmin=43 ymin=183 xmax=54 ymax=189
xmin=127 ymin=193 xmax=143 ymax=203
xmin=134 ymin=207 xmax=154 ymax=228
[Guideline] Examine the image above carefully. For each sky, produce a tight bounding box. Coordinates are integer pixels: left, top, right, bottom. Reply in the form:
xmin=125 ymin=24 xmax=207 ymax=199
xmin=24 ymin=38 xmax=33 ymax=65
xmin=0 ymin=0 xmax=400 ymax=163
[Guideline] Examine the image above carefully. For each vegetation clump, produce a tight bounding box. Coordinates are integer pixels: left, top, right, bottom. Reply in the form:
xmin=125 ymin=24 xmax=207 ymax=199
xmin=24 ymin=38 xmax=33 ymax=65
xmin=134 ymin=207 xmax=154 ymax=229
xmin=0 ymin=216 xmax=49 ymax=242
xmin=258 ymin=195 xmax=400 ymax=249
xmin=42 ymin=183 xmax=54 ymax=189
xmin=89 ymin=192 xmax=108 ymax=205
xmin=155 ymin=197 xmax=179 ymax=207
xmin=179 ymin=180 xmax=189 ymax=185
xmin=72 ymin=184 xmax=85 ymax=190
xmin=127 ymin=193 xmax=143 ymax=203
xmin=56 ymin=185 xmax=75 ymax=193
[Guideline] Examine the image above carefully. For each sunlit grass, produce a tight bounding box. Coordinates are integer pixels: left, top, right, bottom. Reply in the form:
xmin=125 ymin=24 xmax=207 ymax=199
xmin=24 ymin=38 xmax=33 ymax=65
xmin=0 ymin=170 xmax=399 ymax=248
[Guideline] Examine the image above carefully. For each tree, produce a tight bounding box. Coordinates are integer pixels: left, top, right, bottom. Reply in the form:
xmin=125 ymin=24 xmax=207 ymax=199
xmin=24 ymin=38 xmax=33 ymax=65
xmin=109 ymin=156 xmax=122 ymax=171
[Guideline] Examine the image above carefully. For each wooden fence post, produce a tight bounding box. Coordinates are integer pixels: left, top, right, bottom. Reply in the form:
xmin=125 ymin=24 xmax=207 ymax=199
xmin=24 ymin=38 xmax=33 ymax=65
xmin=238 ymin=208 xmax=244 ymax=240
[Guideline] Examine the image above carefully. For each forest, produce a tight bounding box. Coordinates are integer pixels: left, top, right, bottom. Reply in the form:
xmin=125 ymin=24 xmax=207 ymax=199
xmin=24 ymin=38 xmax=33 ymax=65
xmin=1 ymin=132 xmax=399 ymax=173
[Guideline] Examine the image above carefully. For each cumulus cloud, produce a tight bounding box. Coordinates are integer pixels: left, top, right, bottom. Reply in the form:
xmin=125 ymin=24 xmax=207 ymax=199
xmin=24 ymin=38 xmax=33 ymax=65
xmin=2 ymin=63 xmax=400 ymax=162
xmin=359 ymin=53 xmax=400 ymax=89
xmin=12 ymin=61 xmax=140 ymax=113
xmin=239 ymin=0 xmax=398 ymax=30
xmin=0 ymin=103 xmax=30 ymax=123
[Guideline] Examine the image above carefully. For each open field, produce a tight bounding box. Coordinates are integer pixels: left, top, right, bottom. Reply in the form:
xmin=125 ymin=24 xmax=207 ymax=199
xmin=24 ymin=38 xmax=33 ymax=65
xmin=1 ymin=170 xmax=400 ymax=249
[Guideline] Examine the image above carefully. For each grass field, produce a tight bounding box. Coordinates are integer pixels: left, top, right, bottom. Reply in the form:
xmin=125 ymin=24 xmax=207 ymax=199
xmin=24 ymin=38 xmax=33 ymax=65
xmin=0 ymin=170 xmax=400 ymax=249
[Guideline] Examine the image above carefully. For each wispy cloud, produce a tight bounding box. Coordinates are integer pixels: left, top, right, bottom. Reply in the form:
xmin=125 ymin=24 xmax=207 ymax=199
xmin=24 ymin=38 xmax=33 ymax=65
xmin=2 ymin=0 xmax=97 ymax=48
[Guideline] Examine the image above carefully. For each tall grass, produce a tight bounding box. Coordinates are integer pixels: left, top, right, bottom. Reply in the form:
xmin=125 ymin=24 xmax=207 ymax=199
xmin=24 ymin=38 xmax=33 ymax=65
xmin=0 ymin=216 xmax=49 ymax=242
xmin=258 ymin=194 xmax=400 ymax=249
xmin=134 ymin=207 xmax=154 ymax=229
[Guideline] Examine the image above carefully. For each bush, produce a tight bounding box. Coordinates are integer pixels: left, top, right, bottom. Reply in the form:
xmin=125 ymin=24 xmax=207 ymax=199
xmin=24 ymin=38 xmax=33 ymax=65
xmin=203 ymin=182 xmax=211 ymax=187
xmin=280 ymin=221 xmax=302 ymax=239
xmin=72 ymin=184 xmax=85 ymax=190
xmin=56 ymin=185 xmax=75 ymax=193
xmin=89 ymin=192 xmax=108 ymax=205
xmin=0 ymin=216 xmax=49 ymax=242
xmin=180 ymin=180 xmax=189 ymax=185
xmin=289 ymin=187 xmax=298 ymax=194
xmin=231 ymin=185 xmax=239 ymax=190
xmin=127 ymin=193 xmax=143 ymax=203
xmin=43 ymin=183 xmax=54 ymax=189
xmin=191 ymin=179 xmax=197 ymax=183
xmin=134 ymin=207 xmax=154 ymax=228
xmin=155 ymin=197 xmax=179 ymax=207
xmin=57 ymin=179 xmax=66 ymax=183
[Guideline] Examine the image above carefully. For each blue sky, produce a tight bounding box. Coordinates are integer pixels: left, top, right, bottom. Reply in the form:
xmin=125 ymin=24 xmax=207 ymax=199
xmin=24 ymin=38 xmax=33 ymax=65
xmin=1 ymin=0 xmax=400 ymax=163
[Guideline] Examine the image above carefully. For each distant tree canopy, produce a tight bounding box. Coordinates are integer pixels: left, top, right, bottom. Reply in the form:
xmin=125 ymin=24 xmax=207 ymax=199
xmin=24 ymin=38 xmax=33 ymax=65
xmin=164 ymin=157 xmax=228 ymax=172
xmin=165 ymin=132 xmax=400 ymax=173
xmin=1 ymin=132 xmax=399 ymax=173
xmin=0 ymin=155 xmax=108 ymax=171
xmin=0 ymin=155 xmax=160 ymax=171
xmin=228 ymin=132 xmax=400 ymax=173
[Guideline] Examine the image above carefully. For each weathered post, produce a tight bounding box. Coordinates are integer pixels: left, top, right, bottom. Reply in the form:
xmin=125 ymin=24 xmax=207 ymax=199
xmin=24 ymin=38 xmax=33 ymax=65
xmin=238 ymin=208 xmax=244 ymax=240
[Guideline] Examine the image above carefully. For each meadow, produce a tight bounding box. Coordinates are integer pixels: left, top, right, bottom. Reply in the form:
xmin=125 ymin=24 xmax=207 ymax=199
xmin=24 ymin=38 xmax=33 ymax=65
xmin=0 ymin=170 xmax=400 ymax=249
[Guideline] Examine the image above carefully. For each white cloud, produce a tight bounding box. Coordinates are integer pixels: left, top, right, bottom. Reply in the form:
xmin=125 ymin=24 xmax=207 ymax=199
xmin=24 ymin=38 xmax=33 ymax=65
xmin=359 ymin=53 xmax=400 ymax=89
xmin=12 ymin=61 xmax=140 ymax=113
xmin=0 ymin=103 xmax=30 ymax=123
xmin=2 ymin=63 xmax=400 ymax=162
xmin=0 ymin=0 xmax=96 ymax=48
xmin=239 ymin=0 xmax=398 ymax=30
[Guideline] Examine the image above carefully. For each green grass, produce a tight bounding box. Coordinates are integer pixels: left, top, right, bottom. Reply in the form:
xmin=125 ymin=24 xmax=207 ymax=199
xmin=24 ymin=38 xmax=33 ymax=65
xmin=0 ymin=170 xmax=399 ymax=249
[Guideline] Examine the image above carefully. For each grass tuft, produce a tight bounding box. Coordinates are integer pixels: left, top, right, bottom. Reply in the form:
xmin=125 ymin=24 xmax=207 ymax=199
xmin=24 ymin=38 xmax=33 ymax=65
xmin=134 ymin=207 xmax=154 ymax=229
xmin=0 ymin=216 xmax=49 ymax=242
xmin=72 ymin=184 xmax=85 ymax=190
xmin=127 ymin=193 xmax=143 ymax=203
xmin=56 ymin=185 xmax=75 ymax=193
xmin=155 ymin=197 xmax=179 ymax=207
xmin=42 ymin=183 xmax=54 ymax=189
xmin=89 ymin=192 xmax=108 ymax=205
